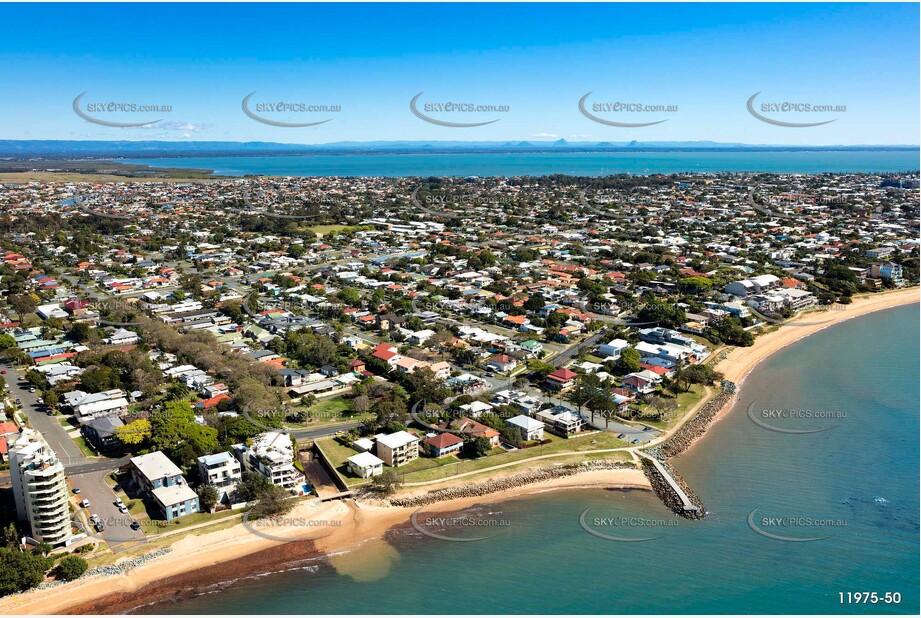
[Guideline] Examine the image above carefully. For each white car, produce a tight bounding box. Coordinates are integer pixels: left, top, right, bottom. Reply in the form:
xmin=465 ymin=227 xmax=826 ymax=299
xmin=80 ymin=499 xmax=90 ymax=508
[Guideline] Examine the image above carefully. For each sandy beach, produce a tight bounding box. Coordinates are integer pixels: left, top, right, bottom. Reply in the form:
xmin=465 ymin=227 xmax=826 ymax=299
xmin=1 ymin=288 xmax=916 ymax=616
xmin=718 ymin=288 xmax=919 ymax=386
xmin=0 ymin=469 xmax=647 ymax=615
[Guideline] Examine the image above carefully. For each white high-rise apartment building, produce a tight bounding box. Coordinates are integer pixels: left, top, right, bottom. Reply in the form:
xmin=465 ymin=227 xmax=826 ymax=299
xmin=9 ymin=429 xmax=74 ymax=547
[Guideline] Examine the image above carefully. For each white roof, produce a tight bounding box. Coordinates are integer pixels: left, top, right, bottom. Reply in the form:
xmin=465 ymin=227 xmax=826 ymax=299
xmin=353 ymin=437 xmax=375 ymax=450
xmin=347 ymin=451 xmax=384 ymax=468
xmin=506 ymin=415 xmax=545 ymax=430
xmin=152 ymin=483 xmax=198 ymax=507
xmin=376 ymin=431 xmax=419 ymax=449
xmin=131 ymin=451 xmax=183 ymax=481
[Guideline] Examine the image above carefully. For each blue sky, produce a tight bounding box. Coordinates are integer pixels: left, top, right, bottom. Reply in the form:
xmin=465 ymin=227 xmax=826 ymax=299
xmin=0 ymin=3 xmax=917 ymax=145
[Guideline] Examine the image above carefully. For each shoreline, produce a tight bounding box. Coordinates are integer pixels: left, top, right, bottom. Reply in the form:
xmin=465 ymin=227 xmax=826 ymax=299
xmin=2 ymin=288 xmax=916 ymax=615
xmin=685 ymin=288 xmax=919 ymax=455
xmin=681 ymin=288 xmax=920 ymax=458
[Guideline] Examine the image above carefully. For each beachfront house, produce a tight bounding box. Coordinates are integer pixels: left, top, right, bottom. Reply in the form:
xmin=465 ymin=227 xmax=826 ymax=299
xmin=506 ymin=415 xmax=545 ymax=441
xmin=347 ymin=451 xmax=385 ymax=478
xmin=375 ymin=431 xmax=420 ymax=467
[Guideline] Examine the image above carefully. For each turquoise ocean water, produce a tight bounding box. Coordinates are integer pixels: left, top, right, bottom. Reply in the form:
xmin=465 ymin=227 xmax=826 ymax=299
xmin=144 ymin=304 xmax=919 ymax=614
xmin=123 ymin=150 xmax=919 ymax=177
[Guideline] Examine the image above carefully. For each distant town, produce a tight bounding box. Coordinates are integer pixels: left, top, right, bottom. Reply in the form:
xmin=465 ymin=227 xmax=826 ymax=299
xmin=0 ymin=171 xmax=917 ymax=592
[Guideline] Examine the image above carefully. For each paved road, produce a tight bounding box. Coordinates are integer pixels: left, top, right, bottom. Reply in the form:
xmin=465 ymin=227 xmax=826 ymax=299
xmin=2 ymin=360 xmax=87 ymax=467
xmin=549 ymin=327 xmax=609 ymax=368
xmin=3 ymin=362 xmax=144 ymax=548
xmin=290 ymin=420 xmax=363 ymax=440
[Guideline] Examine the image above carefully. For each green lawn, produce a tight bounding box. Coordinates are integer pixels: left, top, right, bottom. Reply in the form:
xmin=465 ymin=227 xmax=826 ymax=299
xmin=634 ymin=384 xmax=708 ymax=430
xmin=399 ymin=431 xmax=630 ymax=483
xmin=314 ymin=437 xmax=369 ymax=487
xmin=72 ymin=435 xmax=98 ymax=458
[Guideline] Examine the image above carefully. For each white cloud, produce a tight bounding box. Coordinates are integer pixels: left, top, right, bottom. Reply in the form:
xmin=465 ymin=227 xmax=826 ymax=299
xmin=529 ymin=132 xmax=558 ymax=138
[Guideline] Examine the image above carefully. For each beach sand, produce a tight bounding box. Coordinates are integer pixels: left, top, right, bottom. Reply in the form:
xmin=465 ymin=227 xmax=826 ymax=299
xmin=0 ymin=469 xmax=646 ymax=615
xmin=2 ymin=288 xmax=916 ymax=615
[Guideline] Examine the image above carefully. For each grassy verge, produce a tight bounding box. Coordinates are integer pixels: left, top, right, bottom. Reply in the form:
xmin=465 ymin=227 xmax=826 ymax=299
xmin=633 ymin=384 xmax=708 ymax=431
xmin=314 ymin=437 xmax=367 ymax=487
xmin=396 ymin=451 xmax=636 ymax=489
xmin=399 ymin=431 xmax=630 ymax=483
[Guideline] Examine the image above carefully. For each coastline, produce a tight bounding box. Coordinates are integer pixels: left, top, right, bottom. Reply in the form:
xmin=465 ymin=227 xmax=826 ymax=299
xmin=682 ymin=288 xmax=920 ymax=453
xmin=0 ymin=469 xmax=647 ymax=616
xmin=1 ymin=288 xmax=916 ymax=616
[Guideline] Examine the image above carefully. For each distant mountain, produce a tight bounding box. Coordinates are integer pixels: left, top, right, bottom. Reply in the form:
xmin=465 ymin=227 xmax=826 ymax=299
xmin=0 ymin=139 xmax=915 ymax=158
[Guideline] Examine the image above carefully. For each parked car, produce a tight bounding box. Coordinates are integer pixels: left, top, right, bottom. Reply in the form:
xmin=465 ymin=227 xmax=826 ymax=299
xmin=72 ymin=487 xmax=81 ymax=494
xmin=130 ymin=521 xmax=141 ymax=531
xmin=0 ymin=369 xmax=6 ymax=374
xmin=80 ymin=499 xmax=90 ymax=508
xmin=114 ymin=498 xmax=125 ymax=508
xmin=119 ymin=505 xmax=129 ymax=514
xmin=113 ymin=484 xmax=122 ymax=492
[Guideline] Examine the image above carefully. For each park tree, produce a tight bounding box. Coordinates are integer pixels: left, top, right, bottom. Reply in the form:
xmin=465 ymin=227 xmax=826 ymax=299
xmin=0 ymin=548 xmax=53 ymax=595
xmin=368 ymin=469 xmax=403 ymax=496
xmin=54 ymin=556 xmax=88 ymax=581
xmin=615 ymin=347 xmax=642 ymax=374
xmin=196 ymin=484 xmax=220 ymax=511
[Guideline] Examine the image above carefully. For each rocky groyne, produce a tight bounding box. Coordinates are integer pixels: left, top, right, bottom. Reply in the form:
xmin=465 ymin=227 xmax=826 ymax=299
xmin=640 ymin=381 xmax=737 ymax=519
xmin=659 ymin=388 xmax=735 ymax=459
xmin=388 ymin=460 xmax=635 ymax=508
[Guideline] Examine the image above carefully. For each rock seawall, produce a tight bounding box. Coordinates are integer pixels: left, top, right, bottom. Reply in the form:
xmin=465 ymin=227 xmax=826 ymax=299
xmin=388 ymin=460 xmax=635 ymax=508
xmin=640 ymin=382 xmax=737 ymax=519
xmin=658 ymin=388 xmax=735 ymax=459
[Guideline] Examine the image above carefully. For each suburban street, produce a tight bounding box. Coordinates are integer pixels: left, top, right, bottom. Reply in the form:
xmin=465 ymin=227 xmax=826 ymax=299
xmin=2 ymin=360 xmax=146 ymax=549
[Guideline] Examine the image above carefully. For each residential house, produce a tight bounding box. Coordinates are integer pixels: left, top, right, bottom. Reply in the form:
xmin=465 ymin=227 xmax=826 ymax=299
xmin=375 ymin=431 xmax=420 ymax=467
xmin=506 ymin=415 xmax=545 ymax=441
xmin=197 ymin=452 xmax=243 ymax=502
xmin=424 ymin=432 xmax=465 ymax=457
xmin=347 ymin=451 xmax=385 ymax=478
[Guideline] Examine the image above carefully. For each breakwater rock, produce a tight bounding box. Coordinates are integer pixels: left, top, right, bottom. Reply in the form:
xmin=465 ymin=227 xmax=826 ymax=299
xmin=640 ymin=382 xmax=737 ymax=519
xmin=38 ymin=548 xmax=173 ymax=589
xmin=640 ymin=458 xmax=705 ymax=520
xmin=659 ymin=388 xmax=735 ymax=459
xmin=388 ymin=460 xmax=635 ymax=508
